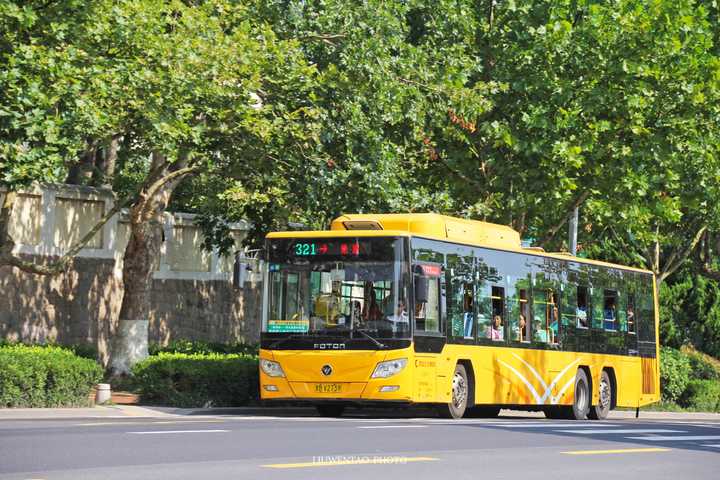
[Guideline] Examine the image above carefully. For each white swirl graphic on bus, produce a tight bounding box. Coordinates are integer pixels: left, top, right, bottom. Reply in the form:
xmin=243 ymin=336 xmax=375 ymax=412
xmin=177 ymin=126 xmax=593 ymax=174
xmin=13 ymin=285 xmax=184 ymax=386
xmin=498 ymin=353 xmax=582 ymax=405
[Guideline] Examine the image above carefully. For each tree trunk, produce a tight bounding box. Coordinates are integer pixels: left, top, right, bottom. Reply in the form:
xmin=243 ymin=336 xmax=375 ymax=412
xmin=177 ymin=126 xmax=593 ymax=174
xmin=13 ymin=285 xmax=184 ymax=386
xmin=93 ymin=134 xmax=121 ymax=188
xmin=109 ymin=152 xmax=197 ymax=375
xmin=66 ymin=145 xmax=96 ymax=185
xmin=109 ymin=204 xmax=164 ymax=375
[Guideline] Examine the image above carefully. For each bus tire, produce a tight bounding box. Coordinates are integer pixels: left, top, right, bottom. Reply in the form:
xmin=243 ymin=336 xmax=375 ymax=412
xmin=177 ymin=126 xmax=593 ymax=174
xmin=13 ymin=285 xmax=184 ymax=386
xmin=572 ymin=369 xmax=591 ymax=420
xmin=315 ymin=404 xmax=345 ymax=417
xmin=465 ymin=406 xmax=501 ymax=418
xmin=588 ymin=370 xmax=612 ymax=420
xmin=437 ymin=364 xmax=469 ymax=419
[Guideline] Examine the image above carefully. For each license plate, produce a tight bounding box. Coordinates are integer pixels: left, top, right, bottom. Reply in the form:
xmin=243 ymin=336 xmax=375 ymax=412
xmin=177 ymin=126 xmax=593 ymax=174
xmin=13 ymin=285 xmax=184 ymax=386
xmin=314 ymin=383 xmax=342 ymax=393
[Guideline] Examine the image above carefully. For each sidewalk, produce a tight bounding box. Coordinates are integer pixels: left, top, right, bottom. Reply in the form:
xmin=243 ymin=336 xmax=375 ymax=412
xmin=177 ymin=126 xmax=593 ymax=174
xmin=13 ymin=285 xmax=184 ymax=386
xmin=0 ymin=405 xmax=718 ymax=421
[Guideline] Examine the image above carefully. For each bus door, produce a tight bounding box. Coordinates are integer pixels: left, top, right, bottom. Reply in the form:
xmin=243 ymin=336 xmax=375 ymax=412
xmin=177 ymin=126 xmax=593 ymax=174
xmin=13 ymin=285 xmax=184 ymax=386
xmin=412 ymin=262 xmax=445 ymax=402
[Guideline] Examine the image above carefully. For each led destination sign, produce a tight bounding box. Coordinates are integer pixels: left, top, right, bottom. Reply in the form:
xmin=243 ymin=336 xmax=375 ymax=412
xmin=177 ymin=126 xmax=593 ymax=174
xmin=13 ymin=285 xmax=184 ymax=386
xmin=292 ymin=240 xmax=368 ymax=257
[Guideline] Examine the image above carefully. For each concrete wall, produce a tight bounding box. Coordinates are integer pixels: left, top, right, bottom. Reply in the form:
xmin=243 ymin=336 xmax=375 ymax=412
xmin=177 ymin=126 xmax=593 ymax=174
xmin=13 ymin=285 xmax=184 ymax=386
xmin=0 ymin=184 xmax=262 ymax=365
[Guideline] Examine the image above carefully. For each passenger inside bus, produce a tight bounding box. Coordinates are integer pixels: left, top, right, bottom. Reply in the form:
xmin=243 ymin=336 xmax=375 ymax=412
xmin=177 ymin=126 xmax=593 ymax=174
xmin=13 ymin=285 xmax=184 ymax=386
xmin=577 ymin=286 xmax=589 ymax=328
xmin=533 ymin=319 xmax=548 ymax=343
xmin=487 ymin=315 xmax=504 ymax=341
xmin=463 ymin=289 xmax=474 ymax=339
xmin=363 ymin=286 xmax=383 ymax=322
xmin=548 ymin=291 xmax=559 ymax=340
xmin=348 ymin=300 xmax=362 ymax=327
xmin=514 ymin=313 xmax=527 ymax=341
xmin=604 ymin=302 xmax=616 ymax=330
xmin=386 ymin=299 xmax=409 ymax=332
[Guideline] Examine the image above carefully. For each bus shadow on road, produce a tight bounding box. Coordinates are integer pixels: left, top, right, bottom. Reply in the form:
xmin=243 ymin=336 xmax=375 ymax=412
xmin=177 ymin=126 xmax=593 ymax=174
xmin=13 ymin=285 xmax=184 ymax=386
xmin=457 ymin=417 xmax=720 ymax=455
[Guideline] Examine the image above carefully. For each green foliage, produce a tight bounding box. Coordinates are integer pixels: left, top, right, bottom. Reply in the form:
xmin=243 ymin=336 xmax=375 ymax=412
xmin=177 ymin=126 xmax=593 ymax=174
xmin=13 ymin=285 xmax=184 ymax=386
xmin=679 ymin=380 xmax=720 ymax=412
xmin=131 ymin=352 xmax=259 ymax=407
xmin=660 ymin=346 xmax=720 ymax=411
xmin=149 ymin=340 xmax=258 ymax=357
xmin=660 ymin=272 xmax=720 ymax=358
xmin=682 ymin=345 xmax=720 ymax=381
xmin=0 ymin=344 xmax=103 ymax=407
xmin=659 ymin=347 xmax=692 ymax=403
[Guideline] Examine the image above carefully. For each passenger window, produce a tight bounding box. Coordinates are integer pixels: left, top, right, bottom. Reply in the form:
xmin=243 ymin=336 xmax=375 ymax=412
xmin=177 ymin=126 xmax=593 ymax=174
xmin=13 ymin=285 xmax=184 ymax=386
xmin=627 ymin=295 xmax=636 ymax=334
xmin=477 ymin=283 xmax=493 ymax=339
xmin=462 ymin=284 xmax=474 ymax=339
xmin=603 ymin=290 xmax=618 ymax=331
xmin=532 ymin=289 xmax=556 ymax=344
xmin=548 ymin=290 xmax=559 ymax=343
xmin=576 ymin=286 xmax=589 ymax=328
xmin=591 ymin=287 xmax=604 ymax=329
xmin=560 ymin=284 xmax=576 ymax=327
xmin=516 ymin=289 xmax=530 ymax=342
xmin=446 ymin=255 xmax=474 ymax=339
xmin=486 ymin=286 xmax=505 ymax=342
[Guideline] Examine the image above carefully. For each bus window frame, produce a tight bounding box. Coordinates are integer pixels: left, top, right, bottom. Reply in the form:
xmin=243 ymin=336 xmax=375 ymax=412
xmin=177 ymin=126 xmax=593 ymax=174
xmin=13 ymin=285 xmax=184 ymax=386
xmin=412 ymin=261 xmax=445 ymax=338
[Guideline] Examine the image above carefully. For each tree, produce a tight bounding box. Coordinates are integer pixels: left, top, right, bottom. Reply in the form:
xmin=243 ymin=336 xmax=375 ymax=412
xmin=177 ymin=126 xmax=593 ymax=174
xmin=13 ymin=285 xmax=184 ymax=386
xmin=188 ymin=0 xmax=496 ymax=245
xmin=1 ymin=0 xmax=320 ymax=373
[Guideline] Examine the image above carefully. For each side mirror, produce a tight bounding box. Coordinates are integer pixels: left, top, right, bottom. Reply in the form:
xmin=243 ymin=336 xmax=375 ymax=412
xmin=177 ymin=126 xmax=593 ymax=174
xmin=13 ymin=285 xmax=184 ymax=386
xmin=414 ymin=275 xmax=429 ymax=303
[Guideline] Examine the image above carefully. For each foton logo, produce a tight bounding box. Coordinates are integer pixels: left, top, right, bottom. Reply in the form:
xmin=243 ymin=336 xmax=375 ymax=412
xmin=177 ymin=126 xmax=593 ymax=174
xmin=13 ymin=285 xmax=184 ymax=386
xmin=313 ymin=343 xmax=346 ymax=350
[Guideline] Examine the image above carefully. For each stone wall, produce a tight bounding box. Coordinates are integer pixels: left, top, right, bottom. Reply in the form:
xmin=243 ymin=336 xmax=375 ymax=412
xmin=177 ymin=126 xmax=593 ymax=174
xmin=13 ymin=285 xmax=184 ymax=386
xmin=0 ymin=184 xmax=262 ymax=365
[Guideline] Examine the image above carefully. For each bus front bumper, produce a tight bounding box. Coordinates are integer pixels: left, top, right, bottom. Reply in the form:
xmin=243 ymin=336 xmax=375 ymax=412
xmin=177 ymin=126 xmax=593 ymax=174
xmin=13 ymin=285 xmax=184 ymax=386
xmin=259 ymin=375 xmax=413 ymax=402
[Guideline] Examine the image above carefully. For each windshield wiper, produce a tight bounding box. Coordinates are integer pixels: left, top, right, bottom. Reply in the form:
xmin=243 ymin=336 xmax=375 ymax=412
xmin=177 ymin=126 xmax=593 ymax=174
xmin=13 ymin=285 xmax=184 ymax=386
xmin=355 ymin=329 xmax=387 ymax=349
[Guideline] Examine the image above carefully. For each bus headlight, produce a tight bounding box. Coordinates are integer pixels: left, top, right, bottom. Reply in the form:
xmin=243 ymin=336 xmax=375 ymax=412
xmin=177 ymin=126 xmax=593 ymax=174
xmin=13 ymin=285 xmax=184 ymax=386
xmin=260 ymin=359 xmax=285 ymax=377
xmin=371 ymin=358 xmax=407 ymax=378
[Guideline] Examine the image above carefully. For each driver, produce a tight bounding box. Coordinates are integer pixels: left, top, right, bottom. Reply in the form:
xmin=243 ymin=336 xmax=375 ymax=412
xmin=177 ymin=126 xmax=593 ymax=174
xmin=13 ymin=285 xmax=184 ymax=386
xmin=386 ymin=299 xmax=409 ymax=332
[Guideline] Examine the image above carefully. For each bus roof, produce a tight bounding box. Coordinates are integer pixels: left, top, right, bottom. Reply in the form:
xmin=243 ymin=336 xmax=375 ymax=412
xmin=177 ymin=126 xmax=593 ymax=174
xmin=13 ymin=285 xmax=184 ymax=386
xmin=266 ymin=213 xmax=654 ymax=276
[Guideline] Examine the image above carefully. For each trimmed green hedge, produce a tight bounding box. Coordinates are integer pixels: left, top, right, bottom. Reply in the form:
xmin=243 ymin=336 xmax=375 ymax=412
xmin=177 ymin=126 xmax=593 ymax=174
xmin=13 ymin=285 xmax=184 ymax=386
xmin=660 ymin=346 xmax=692 ymax=403
xmin=149 ymin=339 xmax=258 ymax=356
xmin=0 ymin=345 xmax=103 ymax=408
xmin=131 ymin=353 xmax=259 ymax=407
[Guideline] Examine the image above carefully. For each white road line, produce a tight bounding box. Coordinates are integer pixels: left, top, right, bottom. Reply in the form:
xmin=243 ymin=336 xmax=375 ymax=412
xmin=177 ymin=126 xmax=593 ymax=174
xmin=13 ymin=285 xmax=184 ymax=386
xmin=498 ymin=423 xmax=619 ymax=428
xmin=701 ymin=444 xmax=720 ymax=448
xmin=357 ymin=425 xmax=428 ymax=429
xmin=126 ymin=429 xmax=230 ymax=435
xmin=556 ymin=429 xmax=684 ymax=435
xmin=625 ymin=435 xmax=720 ymax=442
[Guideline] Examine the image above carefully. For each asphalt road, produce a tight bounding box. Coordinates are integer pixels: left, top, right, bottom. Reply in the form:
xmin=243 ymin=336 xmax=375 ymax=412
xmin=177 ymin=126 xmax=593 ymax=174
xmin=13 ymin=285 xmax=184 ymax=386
xmin=1 ymin=409 xmax=719 ymax=480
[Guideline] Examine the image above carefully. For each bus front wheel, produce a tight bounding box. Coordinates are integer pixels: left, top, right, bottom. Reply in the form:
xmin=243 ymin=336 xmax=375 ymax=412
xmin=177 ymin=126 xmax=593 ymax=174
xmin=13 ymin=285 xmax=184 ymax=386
xmin=571 ymin=369 xmax=591 ymax=420
xmin=437 ymin=364 xmax=469 ymax=419
xmin=316 ymin=404 xmax=345 ymax=417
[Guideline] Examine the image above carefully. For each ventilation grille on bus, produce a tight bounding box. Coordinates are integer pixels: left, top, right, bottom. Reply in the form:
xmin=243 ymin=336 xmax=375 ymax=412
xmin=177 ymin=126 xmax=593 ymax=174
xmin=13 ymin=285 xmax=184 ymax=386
xmin=641 ymin=358 xmax=657 ymax=395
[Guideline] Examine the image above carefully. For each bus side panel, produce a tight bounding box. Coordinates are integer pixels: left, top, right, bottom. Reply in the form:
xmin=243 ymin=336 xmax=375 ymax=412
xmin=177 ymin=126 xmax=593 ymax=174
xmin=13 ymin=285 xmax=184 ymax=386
xmin=616 ymin=357 xmax=641 ymax=408
xmin=439 ymin=345 xmax=649 ymax=410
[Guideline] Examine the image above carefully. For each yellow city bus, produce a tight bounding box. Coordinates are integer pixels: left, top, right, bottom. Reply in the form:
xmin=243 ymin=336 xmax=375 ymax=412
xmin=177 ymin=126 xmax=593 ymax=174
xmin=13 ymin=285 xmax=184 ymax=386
xmin=259 ymin=213 xmax=660 ymax=419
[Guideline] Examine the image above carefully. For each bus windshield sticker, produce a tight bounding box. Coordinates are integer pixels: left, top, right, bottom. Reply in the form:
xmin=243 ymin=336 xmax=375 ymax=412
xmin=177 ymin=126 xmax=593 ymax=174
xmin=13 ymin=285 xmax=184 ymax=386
xmin=268 ymin=320 xmax=309 ymax=333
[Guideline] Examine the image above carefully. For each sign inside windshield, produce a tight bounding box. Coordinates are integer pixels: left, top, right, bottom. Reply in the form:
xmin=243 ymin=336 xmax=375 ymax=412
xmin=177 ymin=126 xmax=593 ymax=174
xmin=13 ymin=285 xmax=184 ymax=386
xmin=268 ymin=320 xmax=309 ymax=333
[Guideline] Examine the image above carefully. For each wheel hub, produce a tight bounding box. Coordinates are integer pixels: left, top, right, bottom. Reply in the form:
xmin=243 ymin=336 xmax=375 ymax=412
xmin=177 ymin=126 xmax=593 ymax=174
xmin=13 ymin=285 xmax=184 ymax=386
xmin=452 ymin=372 xmax=467 ymax=408
xmin=599 ymin=378 xmax=610 ymax=409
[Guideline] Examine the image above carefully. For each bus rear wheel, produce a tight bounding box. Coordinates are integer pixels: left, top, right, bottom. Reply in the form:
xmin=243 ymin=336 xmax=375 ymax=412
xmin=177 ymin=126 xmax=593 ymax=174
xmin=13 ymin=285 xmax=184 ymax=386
xmin=437 ymin=364 xmax=469 ymax=419
xmin=315 ymin=404 xmax=345 ymax=417
xmin=571 ymin=369 xmax=590 ymax=420
xmin=588 ymin=370 xmax=612 ymax=420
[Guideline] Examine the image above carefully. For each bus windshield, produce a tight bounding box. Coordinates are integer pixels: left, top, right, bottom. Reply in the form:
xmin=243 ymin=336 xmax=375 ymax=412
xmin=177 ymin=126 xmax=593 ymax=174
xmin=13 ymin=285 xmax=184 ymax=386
xmin=263 ymin=237 xmax=409 ymax=343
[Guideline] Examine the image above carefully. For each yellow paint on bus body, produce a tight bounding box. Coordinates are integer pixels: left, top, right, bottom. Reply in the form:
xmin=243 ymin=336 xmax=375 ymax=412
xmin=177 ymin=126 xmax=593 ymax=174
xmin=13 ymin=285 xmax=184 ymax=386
xmin=261 ymin=213 xmax=661 ymax=410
